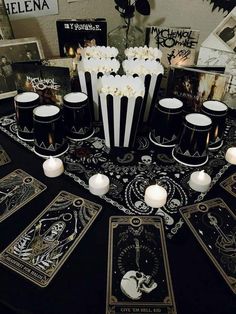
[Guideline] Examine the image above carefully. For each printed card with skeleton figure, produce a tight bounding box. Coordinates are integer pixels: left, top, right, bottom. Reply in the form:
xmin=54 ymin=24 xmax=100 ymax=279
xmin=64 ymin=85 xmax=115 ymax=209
xmin=0 ymin=169 xmax=46 ymax=222
xmin=180 ymin=198 xmax=236 ymax=293
xmin=106 ymin=216 xmax=177 ymax=314
xmin=0 ymin=191 xmax=102 ymax=287
xmin=220 ymin=173 xmax=236 ymax=197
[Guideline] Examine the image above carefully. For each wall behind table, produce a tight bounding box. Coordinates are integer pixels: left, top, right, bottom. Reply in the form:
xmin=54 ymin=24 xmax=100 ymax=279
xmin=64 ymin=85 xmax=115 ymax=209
xmin=9 ymin=0 xmax=226 ymax=58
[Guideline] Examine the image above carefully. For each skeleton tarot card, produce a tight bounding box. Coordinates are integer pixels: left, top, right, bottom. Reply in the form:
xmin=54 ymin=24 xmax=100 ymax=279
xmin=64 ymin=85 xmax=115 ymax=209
xmin=106 ymin=216 xmax=177 ymax=314
xmin=0 ymin=169 xmax=46 ymax=222
xmin=220 ymin=173 xmax=236 ymax=197
xmin=180 ymin=198 xmax=236 ymax=293
xmin=0 ymin=191 xmax=102 ymax=287
xmin=0 ymin=144 xmax=11 ymax=166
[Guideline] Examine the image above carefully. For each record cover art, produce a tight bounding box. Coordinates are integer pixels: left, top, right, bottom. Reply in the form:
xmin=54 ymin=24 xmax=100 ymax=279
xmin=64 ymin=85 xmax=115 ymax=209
xmin=145 ymin=26 xmax=200 ymax=67
xmin=13 ymin=63 xmax=71 ymax=106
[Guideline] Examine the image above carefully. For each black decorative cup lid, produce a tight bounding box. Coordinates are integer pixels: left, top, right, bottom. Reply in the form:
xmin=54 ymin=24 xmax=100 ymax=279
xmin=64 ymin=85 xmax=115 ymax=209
xmin=14 ymin=92 xmax=39 ymax=108
xmin=33 ymin=105 xmax=61 ymax=122
xmin=184 ymin=113 xmax=212 ymax=130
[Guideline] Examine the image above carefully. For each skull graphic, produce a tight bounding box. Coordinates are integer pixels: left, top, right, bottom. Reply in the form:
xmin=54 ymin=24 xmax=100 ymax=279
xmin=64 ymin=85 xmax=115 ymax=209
xmin=120 ymin=270 xmax=157 ymax=300
xmin=141 ymin=155 xmax=152 ymax=165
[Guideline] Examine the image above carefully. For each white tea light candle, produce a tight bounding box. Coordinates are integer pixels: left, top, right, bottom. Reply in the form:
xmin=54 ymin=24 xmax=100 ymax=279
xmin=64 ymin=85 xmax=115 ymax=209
xmin=225 ymin=147 xmax=236 ymax=165
xmin=144 ymin=184 xmax=167 ymax=208
xmin=189 ymin=170 xmax=211 ymax=192
xmin=89 ymin=173 xmax=110 ymax=196
xmin=43 ymin=156 xmax=64 ymax=178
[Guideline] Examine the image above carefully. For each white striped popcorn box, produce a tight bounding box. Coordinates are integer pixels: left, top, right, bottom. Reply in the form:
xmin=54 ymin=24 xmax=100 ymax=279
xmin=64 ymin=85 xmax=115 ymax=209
xmin=80 ymin=46 xmax=119 ymax=59
xmin=77 ymin=58 xmax=120 ymax=122
xmin=122 ymin=59 xmax=164 ymax=123
xmin=98 ymin=75 xmax=145 ymax=148
xmin=124 ymin=46 xmax=163 ymax=61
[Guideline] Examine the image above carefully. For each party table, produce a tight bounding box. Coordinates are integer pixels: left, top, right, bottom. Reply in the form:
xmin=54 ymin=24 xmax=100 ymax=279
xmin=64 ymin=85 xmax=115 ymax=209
xmin=0 ymin=98 xmax=236 ymax=314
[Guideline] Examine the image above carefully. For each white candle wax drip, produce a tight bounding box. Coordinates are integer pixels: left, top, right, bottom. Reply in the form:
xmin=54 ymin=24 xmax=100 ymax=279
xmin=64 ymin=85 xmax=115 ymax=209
xmin=89 ymin=173 xmax=110 ymax=196
xmin=225 ymin=147 xmax=236 ymax=165
xmin=189 ymin=170 xmax=211 ymax=192
xmin=144 ymin=184 xmax=167 ymax=208
xmin=43 ymin=156 xmax=64 ymax=178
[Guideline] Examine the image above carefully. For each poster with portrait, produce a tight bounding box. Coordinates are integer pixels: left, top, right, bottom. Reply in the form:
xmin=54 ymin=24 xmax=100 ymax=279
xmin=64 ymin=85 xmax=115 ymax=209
xmin=202 ymin=7 xmax=236 ymax=53
xmin=0 ymin=37 xmax=44 ymax=99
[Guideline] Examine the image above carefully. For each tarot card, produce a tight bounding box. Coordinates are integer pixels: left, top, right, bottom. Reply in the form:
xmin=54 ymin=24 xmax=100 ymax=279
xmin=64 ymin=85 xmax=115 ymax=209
xmin=0 ymin=144 xmax=11 ymax=166
xmin=0 ymin=169 xmax=46 ymax=222
xmin=106 ymin=216 xmax=177 ymax=314
xmin=0 ymin=191 xmax=102 ymax=287
xmin=180 ymin=198 xmax=236 ymax=294
xmin=220 ymin=173 xmax=236 ymax=197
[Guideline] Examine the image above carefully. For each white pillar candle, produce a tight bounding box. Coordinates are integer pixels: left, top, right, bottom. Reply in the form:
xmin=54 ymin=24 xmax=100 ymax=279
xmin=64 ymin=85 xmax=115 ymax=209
xmin=89 ymin=173 xmax=110 ymax=196
xmin=189 ymin=170 xmax=211 ymax=192
xmin=43 ymin=156 xmax=64 ymax=178
xmin=144 ymin=184 xmax=167 ymax=208
xmin=225 ymin=147 xmax=236 ymax=165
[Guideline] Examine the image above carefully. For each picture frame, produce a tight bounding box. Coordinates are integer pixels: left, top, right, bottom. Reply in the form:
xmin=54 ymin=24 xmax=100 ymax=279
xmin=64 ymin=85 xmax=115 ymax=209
xmin=0 ymin=37 xmax=44 ymax=100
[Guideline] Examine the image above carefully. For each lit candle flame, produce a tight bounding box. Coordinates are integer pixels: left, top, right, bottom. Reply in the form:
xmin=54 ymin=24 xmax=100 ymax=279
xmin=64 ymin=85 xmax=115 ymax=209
xmin=198 ymin=170 xmax=205 ymax=181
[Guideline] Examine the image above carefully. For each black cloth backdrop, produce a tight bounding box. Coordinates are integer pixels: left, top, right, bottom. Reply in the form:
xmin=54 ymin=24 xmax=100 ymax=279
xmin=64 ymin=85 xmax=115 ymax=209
xmin=0 ymin=98 xmax=236 ymax=314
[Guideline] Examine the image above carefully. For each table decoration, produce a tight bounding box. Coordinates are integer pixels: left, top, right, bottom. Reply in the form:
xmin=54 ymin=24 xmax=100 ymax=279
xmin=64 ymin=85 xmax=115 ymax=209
xmin=220 ymin=173 xmax=236 ymax=197
xmin=149 ymin=97 xmax=183 ymax=147
xmin=63 ymin=92 xmax=94 ymax=140
xmin=0 ymin=144 xmax=11 ymax=166
xmin=89 ymin=173 xmax=110 ymax=196
xmin=0 ymin=191 xmax=102 ymax=287
xmin=106 ymin=216 xmax=177 ymax=313
xmin=172 ymin=113 xmax=212 ymax=167
xmin=144 ymin=184 xmax=168 ymax=208
xmin=108 ymin=1 xmax=150 ymax=61
xmin=33 ymin=105 xmax=69 ymax=158
xmin=124 ymin=45 xmax=162 ymax=61
xmin=0 ymin=169 xmax=46 ymax=222
xmin=122 ymin=59 xmax=164 ymax=123
xmin=189 ymin=170 xmax=212 ymax=192
xmin=225 ymin=147 xmax=236 ymax=165
xmin=43 ymin=156 xmax=64 ymax=178
xmin=1 ymin=112 xmax=235 ymax=239
xmin=180 ymin=198 xmax=236 ymax=293
xmin=77 ymin=57 xmax=120 ymax=122
xmin=201 ymin=100 xmax=228 ymax=150
xmin=80 ymin=46 xmax=118 ymax=59
xmin=14 ymin=91 xmax=40 ymax=141
xmin=98 ymin=74 xmax=144 ymax=147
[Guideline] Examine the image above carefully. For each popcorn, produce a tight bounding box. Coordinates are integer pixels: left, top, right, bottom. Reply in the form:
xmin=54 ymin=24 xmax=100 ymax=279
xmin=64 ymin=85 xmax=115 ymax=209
xmin=81 ymin=46 xmax=119 ymax=59
xmin=125 ymin=45 xmax=162 ymax=61
xmin=123 ymin=59 xmax=164 ymax=76
xmin=78 ymin=57 xmax=120 ymax=73
xmin=98 ymin=75 xmax=145 ymax=98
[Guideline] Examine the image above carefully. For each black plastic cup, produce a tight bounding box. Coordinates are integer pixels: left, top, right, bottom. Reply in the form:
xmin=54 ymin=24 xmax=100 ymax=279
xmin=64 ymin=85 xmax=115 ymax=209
xmin=33 ymin=105 xmax=68 ymax=158
xmin=14 ymin=92 xmax=40 ymax=141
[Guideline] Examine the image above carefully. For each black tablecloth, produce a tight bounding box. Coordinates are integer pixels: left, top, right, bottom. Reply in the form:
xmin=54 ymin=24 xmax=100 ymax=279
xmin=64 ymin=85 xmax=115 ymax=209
xmin=0 ymin=98 xmax=236 ymax=314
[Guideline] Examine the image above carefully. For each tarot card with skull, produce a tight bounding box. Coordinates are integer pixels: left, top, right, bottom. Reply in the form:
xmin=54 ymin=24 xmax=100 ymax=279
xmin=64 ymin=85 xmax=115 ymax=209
xmin=0 ymin=144 xmax=11 ymax=166
xmin=106 ymin=216 xmax=177 ymax=314
xmin=0 ymin=191 xmax=102 ymax=287
xmin=180 ymin=198 xmax=236 ymax=294
xmin=0 ymin=169 xmax=46 ymax=222
xmin=220 ymin=173 xmax=236 ymax=197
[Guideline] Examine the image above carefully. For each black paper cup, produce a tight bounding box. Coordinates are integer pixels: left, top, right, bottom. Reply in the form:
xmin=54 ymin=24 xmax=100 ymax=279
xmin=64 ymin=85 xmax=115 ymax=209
xmin=149 ymin=98 xmax=183 ymax=147
xmin=33 ymin=105 xmax=68 ymax=158
xmin=100 ymin=93 xmax=143 ymax=148
xmin=201 ymin=100 xmax=228 ymax=150
xmin=63 ymin=92 xmax=94 ymax=140
xmin=172 ymin=113 xmax=212 ymax=167
xmin=14 ymin=92 xmax=40 ymax=141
